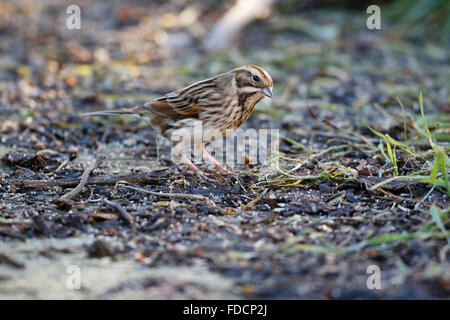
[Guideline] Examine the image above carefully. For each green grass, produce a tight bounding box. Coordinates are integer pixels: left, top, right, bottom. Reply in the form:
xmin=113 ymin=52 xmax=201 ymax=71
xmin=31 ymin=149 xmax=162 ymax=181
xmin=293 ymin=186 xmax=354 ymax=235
xmin=367 ymin=92 xmax=450 ymax=196
xmin=269 ymin=92 xmax=450 ymax=256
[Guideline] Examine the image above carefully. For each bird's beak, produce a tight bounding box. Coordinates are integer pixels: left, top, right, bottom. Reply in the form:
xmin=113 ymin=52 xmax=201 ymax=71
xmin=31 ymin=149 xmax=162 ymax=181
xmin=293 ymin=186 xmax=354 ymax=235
xmin=262 ymin=87 xmax=273 ymax=98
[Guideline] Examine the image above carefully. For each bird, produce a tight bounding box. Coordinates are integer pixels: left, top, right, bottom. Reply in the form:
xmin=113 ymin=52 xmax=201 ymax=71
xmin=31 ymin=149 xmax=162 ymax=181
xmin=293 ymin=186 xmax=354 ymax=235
xmin=82 ymin=65 xmax=273 ymax=181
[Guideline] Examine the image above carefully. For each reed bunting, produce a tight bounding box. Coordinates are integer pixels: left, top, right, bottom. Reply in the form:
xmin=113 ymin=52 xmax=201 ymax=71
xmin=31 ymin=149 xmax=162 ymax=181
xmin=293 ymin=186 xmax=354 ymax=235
xmin=83 ymin=65 xmax=273 ymax=181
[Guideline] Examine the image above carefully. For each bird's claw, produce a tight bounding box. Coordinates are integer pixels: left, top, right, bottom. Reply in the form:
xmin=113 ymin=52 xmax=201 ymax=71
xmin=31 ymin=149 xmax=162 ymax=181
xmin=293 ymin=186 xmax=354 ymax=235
xmin=186 ymin=169 xmax=214 ymax=182
xmin=206 ymin=167 xmax=236 ymax=176
xmin=221 ymin=169 xmax=237 ymax=176
xmin=195 ymin=170 xmax=214 ymax=182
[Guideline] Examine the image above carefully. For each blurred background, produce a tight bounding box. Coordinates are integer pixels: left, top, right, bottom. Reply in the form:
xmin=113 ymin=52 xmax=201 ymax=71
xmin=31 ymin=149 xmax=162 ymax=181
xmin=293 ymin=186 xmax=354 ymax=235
xmin=1 ymin=0 xmax=448 ymax=148
xmin=0 ymin=0 xmax=448 ymax=112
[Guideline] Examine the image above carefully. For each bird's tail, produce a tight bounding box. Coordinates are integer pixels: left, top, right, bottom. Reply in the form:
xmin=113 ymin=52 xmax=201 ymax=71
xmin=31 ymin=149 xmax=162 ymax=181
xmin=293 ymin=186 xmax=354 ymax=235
xmin=81 ymin=108 xmax=142 ymax=119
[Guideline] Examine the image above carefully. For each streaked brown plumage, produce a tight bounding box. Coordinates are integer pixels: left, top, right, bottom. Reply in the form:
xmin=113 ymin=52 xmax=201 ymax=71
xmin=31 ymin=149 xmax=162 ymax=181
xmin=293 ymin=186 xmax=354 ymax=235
xmin=83 ymin=65 xmax=273 ymax=180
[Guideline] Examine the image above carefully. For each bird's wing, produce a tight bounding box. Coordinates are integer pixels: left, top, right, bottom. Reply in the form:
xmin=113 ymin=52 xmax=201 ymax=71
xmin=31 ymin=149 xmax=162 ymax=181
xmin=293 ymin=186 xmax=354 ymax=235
xmin=135 ymin=76 xmax=227 ymax=119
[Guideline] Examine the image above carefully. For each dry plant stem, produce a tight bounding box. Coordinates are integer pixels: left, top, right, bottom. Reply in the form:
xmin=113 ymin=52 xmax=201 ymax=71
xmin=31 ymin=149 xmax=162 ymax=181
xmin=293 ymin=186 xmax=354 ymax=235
xmin=14 ymin=173 xmax=159 ymax=189
xmin=307 ymin=106 xmax=374 ymax=147
xmin=375 ymin=188 xmax=425 ymax=204
xmin=103 ymin=199 xmax=134 ymax=224
xmin=58 ymin=155 xmax=105 ymax=201
xmin=54 ymin=159 xmax=69 ymax=172
xmin=0 ymin=230 xmax=26 ymax=241
xmin=119 ymin=184 xmax=212 ymax=204
xmin=373 ymin=103 xmax=395 ymax=121
xmin=0 ymin=252 xmax=25 ymax=269
xmin=242 ymin=195 xmax=262 ymax=210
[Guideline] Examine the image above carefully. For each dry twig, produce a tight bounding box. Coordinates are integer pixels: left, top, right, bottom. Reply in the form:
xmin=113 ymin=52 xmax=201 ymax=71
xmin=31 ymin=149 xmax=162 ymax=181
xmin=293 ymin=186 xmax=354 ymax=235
xmin=13 ymin=173 xmax=159 ymax=189
xmin=103 ymin=199 xmax=134 ymax=224
xmin=119 ymin=184 xmax=212 ymax=204
xmin=58 ymin=155 xmax=105 ymax=201
xmin=307 ymin=106 xmax=374 ymax=146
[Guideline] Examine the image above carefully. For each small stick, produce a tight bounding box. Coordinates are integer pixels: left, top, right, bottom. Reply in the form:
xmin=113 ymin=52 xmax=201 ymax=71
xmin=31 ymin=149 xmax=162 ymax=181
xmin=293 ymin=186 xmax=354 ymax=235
xmin=119 ymin=184 xmax=212 ymax=204
xmin=103 ymin=199 xmax=134 ymax=224
xmin=373 ymin=102 xmax=395 ymax=121
xmin=242 ymin=195 xmax=262 ymax=210
xmin=0 ymin=230 xmax=26 ymax=241
xmin=307 ymin=106 xmax=374 ymax=146
xmin=14 ymin=173 xmax=159 ymax=189
xmin=13 ymin=174 xmax=159 ymax=189
xmin=54 ymin=159 xmax=69 ymax=172
xmin=59 ymin=156 xmax=105 ymax=201
xmin=374 ymin=188 xmax=424 ymax=204
xmin=0 ymin=252 xmax=25 ymax=269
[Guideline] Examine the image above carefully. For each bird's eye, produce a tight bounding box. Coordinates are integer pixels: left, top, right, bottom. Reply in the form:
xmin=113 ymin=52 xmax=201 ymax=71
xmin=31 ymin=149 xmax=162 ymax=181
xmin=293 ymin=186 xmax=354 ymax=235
xmin=252 ymin=75 xmax=259 ymax=81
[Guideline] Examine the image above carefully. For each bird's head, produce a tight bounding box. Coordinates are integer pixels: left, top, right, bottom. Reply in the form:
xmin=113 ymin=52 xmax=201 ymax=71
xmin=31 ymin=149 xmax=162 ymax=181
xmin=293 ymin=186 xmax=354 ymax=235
xmin=232 ymin=65 xmax=273 ymax=101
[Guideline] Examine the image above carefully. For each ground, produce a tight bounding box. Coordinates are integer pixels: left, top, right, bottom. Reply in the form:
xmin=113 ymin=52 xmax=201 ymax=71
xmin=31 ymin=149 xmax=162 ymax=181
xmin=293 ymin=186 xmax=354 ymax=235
xmin=0 ymin=0 xmax=449 ymax=299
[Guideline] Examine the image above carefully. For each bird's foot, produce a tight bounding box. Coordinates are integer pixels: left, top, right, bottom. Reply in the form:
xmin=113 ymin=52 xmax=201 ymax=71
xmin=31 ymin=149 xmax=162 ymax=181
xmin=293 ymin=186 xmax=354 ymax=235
xmin=201 ymin=148 xmax=237 ymax=176
xmin=195 ymin=170 xmax=214 ymax=182
xmin=186 ymin=168 xmax=214 ymax=182
xmin=206 ymin=165 xmax=236 ymax=176
xmin=180 ymin=153 xmax=214 ymax=182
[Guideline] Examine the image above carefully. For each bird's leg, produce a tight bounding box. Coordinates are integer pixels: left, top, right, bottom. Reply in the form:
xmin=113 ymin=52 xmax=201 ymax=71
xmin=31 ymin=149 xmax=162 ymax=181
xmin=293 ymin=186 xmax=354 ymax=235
xmin=179 ymin=152 xmax=213 ymax=182
xmin=201 ymin=146 xmax=234 ymax=175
